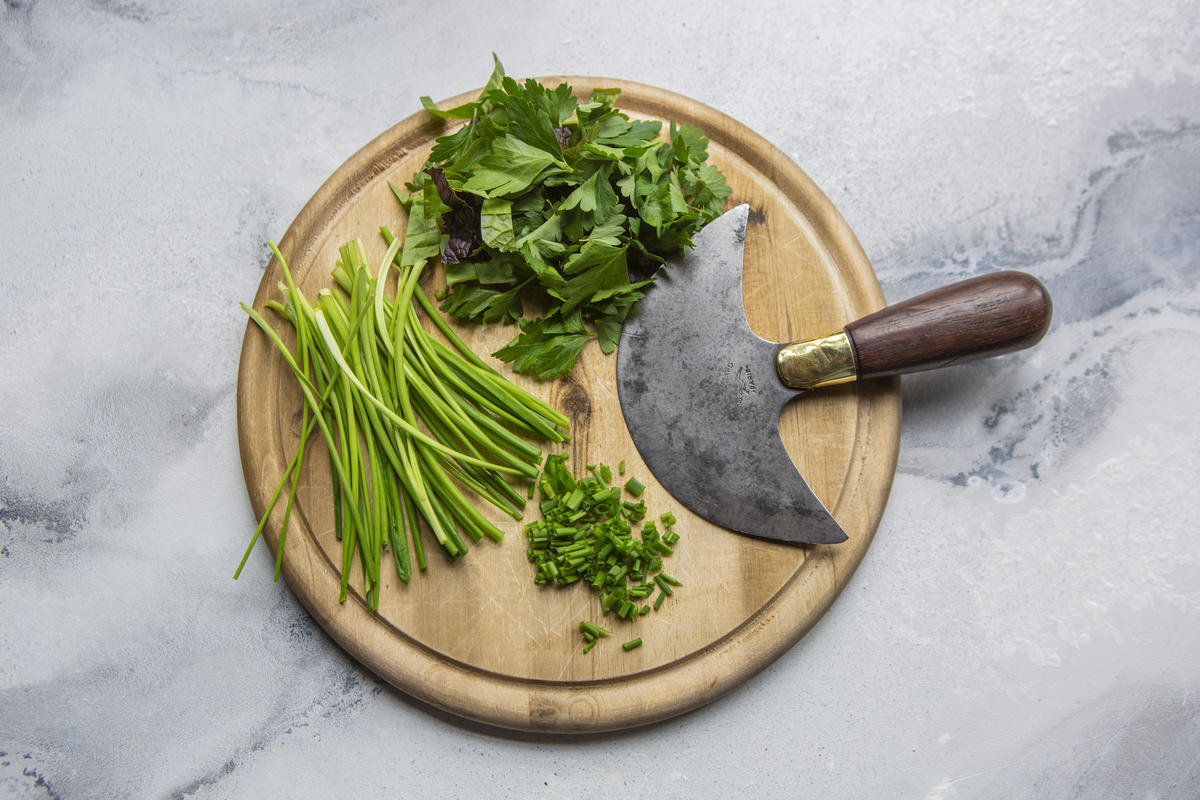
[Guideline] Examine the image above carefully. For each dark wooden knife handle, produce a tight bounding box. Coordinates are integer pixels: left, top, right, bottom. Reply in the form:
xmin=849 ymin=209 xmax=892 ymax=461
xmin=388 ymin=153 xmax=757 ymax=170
xmin=844 ymin=271 xmax=1052 ymax=380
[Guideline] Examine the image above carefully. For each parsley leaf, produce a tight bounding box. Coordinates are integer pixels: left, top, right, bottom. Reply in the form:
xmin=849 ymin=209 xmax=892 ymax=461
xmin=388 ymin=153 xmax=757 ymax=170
xmin=399 ymin=178 xmax=449 ymax=269
xmin=479 ymin=197 xmax=515 ymax=250
xmin=493 ymin=315 xmax=595 ymax=379
xmin=440 ymin=281 xmax=526 ymax=324
xmin=461 ymin=134 xmax=569 ymax=197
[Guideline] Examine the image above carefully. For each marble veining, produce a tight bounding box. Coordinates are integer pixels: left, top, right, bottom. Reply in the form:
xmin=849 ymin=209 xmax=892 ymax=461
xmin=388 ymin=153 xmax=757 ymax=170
xmin=2 ymin=1 xmax=1199 ymax=797
xmin=896 ymin=120 xmax=1200 ymax=492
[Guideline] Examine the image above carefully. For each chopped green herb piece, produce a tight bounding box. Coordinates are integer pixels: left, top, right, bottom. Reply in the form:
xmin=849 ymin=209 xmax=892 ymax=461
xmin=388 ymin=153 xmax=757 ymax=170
xmin=622 ymin=500 xmax=647 ymax=522
xmin=624 ymin=477 xmax=645 ymax=497
xmin=579 ymin=620 xmax=611 ymax=649
xmin=565 ymin=487 xmax=585 ymax=510
xmin=588 ymin=463 xmax=613 ymax=484
xmin=622 ymin=638 xmax=643 ymax=651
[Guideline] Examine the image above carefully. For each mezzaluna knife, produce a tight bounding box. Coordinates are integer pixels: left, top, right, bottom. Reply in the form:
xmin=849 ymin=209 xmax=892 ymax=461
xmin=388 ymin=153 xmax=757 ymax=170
xmin=615 ymin=204 xmax=1052 ymax=544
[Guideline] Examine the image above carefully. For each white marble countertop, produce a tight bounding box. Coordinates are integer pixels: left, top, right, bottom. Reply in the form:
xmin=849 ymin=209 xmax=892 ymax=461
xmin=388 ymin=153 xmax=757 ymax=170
xmin=3 ymin=1 xmax=1199 ymax=797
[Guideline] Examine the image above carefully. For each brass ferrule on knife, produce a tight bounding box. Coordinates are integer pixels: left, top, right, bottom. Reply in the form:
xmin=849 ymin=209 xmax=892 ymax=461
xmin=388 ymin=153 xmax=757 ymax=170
xmin=775 ymin=330 xmax=859 ymax=390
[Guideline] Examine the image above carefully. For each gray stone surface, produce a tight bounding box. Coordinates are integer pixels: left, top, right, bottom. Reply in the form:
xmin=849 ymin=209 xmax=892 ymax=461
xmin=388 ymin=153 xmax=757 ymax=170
xmin=2 ymin=1 xmax=1198 ymax=797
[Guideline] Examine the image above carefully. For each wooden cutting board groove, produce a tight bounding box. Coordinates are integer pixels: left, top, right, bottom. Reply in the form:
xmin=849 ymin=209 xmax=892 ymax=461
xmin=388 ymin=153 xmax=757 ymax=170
xmin=236 ymin=78 xmax=901 ymax=732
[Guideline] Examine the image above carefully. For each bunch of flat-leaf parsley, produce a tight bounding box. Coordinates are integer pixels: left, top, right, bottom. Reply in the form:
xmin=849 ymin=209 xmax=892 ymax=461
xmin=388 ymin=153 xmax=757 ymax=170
xmin=395 ymin=56 xmax=732 ymax=379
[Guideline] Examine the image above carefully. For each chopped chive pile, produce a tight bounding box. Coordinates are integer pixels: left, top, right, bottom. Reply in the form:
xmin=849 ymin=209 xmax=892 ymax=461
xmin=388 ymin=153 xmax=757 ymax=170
xmin=237 ymin=231 xmax=570 ymax=609
xmin=526 ymin=454 xmax=682 ymax=652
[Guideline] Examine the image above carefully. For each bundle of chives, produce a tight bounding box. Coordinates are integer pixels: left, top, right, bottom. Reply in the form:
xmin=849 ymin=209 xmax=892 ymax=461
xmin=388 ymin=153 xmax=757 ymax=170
xmin=236 ymin=232 xmax=570 ymax=609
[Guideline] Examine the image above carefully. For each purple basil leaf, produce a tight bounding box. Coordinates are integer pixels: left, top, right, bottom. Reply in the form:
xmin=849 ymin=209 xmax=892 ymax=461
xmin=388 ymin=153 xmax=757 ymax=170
xmin=554 ymin=126 xmax=572 ymax=150
xmin=441 ymin=216 xmax=477 ymax=263
xmin=425 ymin=167 xmax=457 ymax=207
xmin=425 ymin=167 xmax=481 ymax=265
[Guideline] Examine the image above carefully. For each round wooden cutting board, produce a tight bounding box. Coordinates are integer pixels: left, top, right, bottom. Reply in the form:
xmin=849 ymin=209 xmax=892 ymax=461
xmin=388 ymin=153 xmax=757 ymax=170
xmin=236 ymin=78 xmax=901 ymax=733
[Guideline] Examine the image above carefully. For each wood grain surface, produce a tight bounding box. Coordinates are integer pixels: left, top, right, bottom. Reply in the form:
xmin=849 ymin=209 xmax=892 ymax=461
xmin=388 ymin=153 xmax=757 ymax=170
xmin=235 ymin=78 xmax=902 ymax=733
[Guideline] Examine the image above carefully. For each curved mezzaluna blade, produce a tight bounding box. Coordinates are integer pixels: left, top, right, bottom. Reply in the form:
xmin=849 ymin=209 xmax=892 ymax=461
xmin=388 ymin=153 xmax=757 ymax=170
xmin=616 ymin=204 xmax=847 ymax=545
